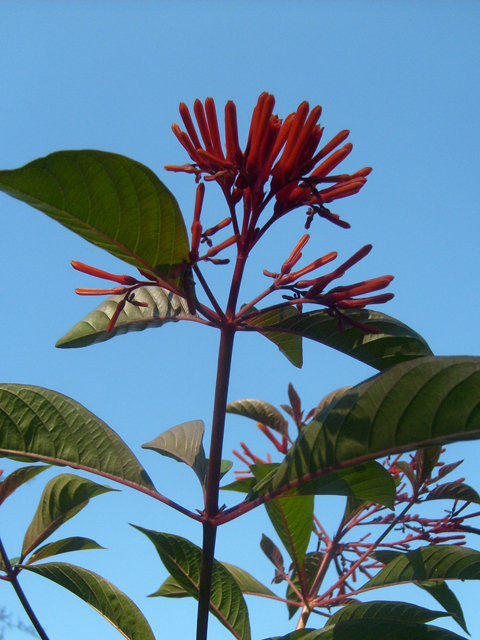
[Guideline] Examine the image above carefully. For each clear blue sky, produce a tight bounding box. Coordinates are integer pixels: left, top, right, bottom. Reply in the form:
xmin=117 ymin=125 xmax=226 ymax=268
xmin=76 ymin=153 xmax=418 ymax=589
xmin=0 ymin=2 xmax=479 ymax=639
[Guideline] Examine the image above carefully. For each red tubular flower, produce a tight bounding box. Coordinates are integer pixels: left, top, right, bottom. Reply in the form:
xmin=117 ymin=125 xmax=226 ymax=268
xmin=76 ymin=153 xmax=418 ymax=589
xmin=167 ymin=93 xmax=371 ymax=232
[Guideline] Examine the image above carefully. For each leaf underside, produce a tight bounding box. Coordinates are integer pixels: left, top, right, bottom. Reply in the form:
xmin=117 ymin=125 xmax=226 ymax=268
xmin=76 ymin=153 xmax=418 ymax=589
xmin=56 ymin=286 xmax=194 ymax=349
xmin=0 ymin=384 xmax=155 ymax=492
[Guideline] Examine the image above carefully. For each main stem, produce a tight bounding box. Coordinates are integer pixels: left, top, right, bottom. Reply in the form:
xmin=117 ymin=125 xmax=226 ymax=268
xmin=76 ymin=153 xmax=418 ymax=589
xmin=196 ymin=326 xmax=236 ymax=640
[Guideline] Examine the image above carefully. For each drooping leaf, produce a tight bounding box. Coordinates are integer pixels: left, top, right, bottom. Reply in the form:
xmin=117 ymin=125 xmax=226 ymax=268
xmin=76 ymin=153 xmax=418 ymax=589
xmin=226 ymin=400 xmax=289 ymax=437
xmin=22 ymin=474 xmax=115 ymax=557
xmin=56 ymin=286 xmax=193 ymax=349
xmin=286 ymin=552 xmax=324 ymax=619
xmin=0 ymin=465 xmax=50 ymax=506
xmin=26 ymin=536 xmax=105 ymax=565
xmin=250 ymin=462 xmax=396 ymax=510
xmin=23 ymin=562 xmax=155 ymax=640
xmin=133 ymin=527 xmax=250 ymax=640
xmin=417 ymin=580 xmax=469 ymax=634
xmin=0 ymin=384 xmax=156 ymax=492
xmin=148 ymin=575 xmax=188 ymax=598
xmin=254 ymin=357 xmax=480 ymax=499
xmin=0 ymin=150 xmax=189 ymax=278
xmin=365 ymin=545 xmax=480 ymax=590
xmin=142 ymin=420 xmax=206 ymax=483
xmin=394 ymin=461 xmax=417 ymax=490
xmin=222 ymin=563 xmax=276 ymax=597
xmin=248 ymin=308 xmax=432 ymax=371
xmin=260 ymin=534 xmax=285 ymax=581
xmin=425 ymin=482 xmax=480 ymax=504
xmin=326 ymin=600 xmax=452 ymax=626
xmin=243 ymin=307 xmax=303 ymax=368
xmin=262 ymin=620 xmax=468 ymax=639
xmin=416 ymin=447 xmax=442 ymax=485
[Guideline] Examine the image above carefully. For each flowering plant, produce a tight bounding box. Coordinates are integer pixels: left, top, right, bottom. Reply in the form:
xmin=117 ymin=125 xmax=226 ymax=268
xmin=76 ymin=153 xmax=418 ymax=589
xmin=0 ymin=94 xmax=479 ymax=640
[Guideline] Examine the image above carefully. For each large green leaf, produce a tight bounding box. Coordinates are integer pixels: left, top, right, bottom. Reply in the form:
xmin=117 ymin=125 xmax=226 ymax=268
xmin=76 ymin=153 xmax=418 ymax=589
xmin=417 ymin=581 xmax=469 ymax=634
xmin=254 ymin=357 xmax=480 ymax=499
xmin=244 ymin=307 xmax=303 ymax=368
xmin=134 ymin=527 xmax=250 ymax=640
xmin=23 ymin=562 xmax=155 ymax=640
xmin=0 ymin=464 xmax=49 ymax=506
xmin=326 ymin=601 xmax=452 ymax=626
xmin=22 ymin=473 xmax=115 ymax=557
xmin=263 ymin=620 xmax=467 ymax=639
xmin=247 ymin=308 xmax=432 ymax=371
xmin=286 ymin=552 xmax=324 ymax=619
xmin=0 ymin=384 xmax=156 ymax=492
xmin=226 ymin=400 xmax=289 ymax=437
xmin=26 ymin=536 xmax=105 ymax=565
xmin=250 ymin=462 xmax=396 ymax=510
xmin=56 ymin=286 xmax=193 ymax=349
xmin=365 ymin=545 xmax=480 ymax=589
xmin=0 ymin=150 xmax=189 ymax=278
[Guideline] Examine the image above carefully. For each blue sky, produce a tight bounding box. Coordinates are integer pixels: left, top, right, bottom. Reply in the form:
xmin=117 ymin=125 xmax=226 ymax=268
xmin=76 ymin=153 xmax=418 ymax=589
xmin=0 ymin=2 xmax=479 ymax=639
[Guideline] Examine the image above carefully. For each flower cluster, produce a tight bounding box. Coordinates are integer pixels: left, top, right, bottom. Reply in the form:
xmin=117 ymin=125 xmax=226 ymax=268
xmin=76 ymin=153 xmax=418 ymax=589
xmin=166 ymin=93 xmax=371 ymax=238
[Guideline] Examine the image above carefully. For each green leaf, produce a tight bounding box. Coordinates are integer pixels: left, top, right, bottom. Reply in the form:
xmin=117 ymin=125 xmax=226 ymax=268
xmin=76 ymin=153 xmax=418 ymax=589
xmin=0 ymin=384 xmax=156 ymax=492
xmin=221 ymin=477 xmax=259 ymax=493
xmin=148 ymin=575 xmax=188 ymax=598
xmin=252 ymin=464 xmax=313 ymax=571
xmin=244 ymin=307 xmax=303 ymax=368
xmin=417 ymin=581 xmax=469 ymax=634
xmin=249 ymin=308 xmax=432 ymax=371
xmin=250 ymin=462 xmax=396 ymax=511
xmin=326 ymin=600 xmax=452 ymax=626
xmin=254 ymin=357 xmax=480 ymax=499
xmin=22 ymin=474 xmax=115 ymax=557
xmin=364 ymin=545 xmax=480 ymax=590
xmin=222 ymin=563 xmax=276 ymax=597
xmin=0 ymin=150 xmax=189 ymax=278
xmin=425 ymin=482 xmax=480 ymax=504
xmin=262 ymin=620 xmax=468 ymax=639
xmin=260 ymin=534 xmax=285 ymax=580
xmin=56 ymin=286 xmax=193 ymax=349
xmin=142 ymin=420 xmax=206 ymax=483
xmin=315 ymin=387 xmax=351 ymax=415
xmin=23 ymin=562 xmax=155 ymax=640
xmin=26 ymin=536 xmax=105 ymax=565
xmin=133 ymin=527 xmax=250 ymax=640
xmin=286 ymin=552 xmax=324 ymax=619
xmin=0 ymin=465 xmax=50 ymax=506
xmin=226 ymin=399 xmax=289 ymax=437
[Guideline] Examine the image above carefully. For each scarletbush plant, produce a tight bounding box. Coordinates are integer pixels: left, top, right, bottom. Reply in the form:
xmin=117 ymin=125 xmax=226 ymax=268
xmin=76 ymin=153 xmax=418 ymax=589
xmin=0 ymin=93 xmax=479 ymax=640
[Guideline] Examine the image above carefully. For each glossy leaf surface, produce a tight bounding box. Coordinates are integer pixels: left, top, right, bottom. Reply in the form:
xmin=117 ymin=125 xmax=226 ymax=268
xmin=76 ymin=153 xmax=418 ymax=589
xmin=326 ymin=601 xmax=452 ymax=626
xmin=226 ymin=400 xmax=289 ymax=437
xmin=0 ymin=384 xmax=155 ymax=492
xmin=365 ymin=545 xmax=480 ymax=589
xmin=249 ymin=308 xmax=432 ymax=371
xmin=56 ymin=286 xmax=193 ymax=349
xmin=134 ymin=527 xmax=250 ymax=640
xmin=256 ymin=357 xmax=480 ymax=498
xmin=23 ymin=562 xmax=155 ymax=640
xmin=22 ymin=473 xmax=114 ymax=557
xmin=0 ymin=150 xmax=189 ymax=278
xmin=0 ymin=465 xmax=49 ymax=506
xmin=26 ymin=536 xmax=105 ymax=565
